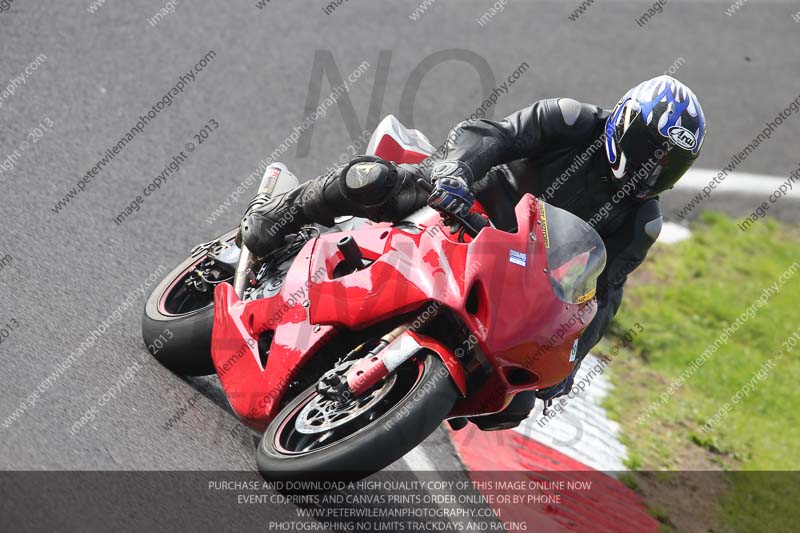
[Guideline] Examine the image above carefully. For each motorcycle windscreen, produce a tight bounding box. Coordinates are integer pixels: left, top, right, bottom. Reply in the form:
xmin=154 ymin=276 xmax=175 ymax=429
xmin=539 ymin=201 xmax=607 ymax=304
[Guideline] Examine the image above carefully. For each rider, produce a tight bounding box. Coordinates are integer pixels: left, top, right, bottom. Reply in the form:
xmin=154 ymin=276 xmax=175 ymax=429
xmin=238 ymin=75 xmax=706 ymax=429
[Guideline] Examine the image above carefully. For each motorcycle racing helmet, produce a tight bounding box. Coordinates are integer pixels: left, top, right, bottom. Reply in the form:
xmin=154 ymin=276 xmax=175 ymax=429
xmin=604 ymin=76 xmax=706 ymax=200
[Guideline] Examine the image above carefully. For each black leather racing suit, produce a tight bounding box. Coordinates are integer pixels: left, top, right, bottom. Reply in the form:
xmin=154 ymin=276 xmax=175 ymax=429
xmin=434 ymin=98 xmax=662 ymax=386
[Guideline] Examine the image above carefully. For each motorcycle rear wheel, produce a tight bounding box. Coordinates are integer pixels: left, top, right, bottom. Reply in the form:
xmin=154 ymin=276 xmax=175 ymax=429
xmin=141 ymin=229 xmax=237 ymax=376
xmin=257 ymin=353 xmax=458 ymax=482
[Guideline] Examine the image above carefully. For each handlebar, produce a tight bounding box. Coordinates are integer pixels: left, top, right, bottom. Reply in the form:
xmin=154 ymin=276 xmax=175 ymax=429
xmin=415 ymin=177 xmax=434 ymax=194
xmin=460 ymin=211 xmax=491 ymax=237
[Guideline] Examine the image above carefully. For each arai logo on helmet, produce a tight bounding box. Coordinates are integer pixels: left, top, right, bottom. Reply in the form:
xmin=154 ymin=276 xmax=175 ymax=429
xmin=667 ymin=126 xmax=697 ymax=150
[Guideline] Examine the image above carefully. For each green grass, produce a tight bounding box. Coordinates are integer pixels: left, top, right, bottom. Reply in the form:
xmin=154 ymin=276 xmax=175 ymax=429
xmin=600 ymin=212 xmax=800 ymax=530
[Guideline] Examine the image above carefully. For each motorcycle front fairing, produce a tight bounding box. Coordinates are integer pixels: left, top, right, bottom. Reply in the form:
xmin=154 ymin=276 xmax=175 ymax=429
xmin=211 ymin=238 xmax=337 ymax=430
xmin=306 ymin=194 xmax=604 ymax=418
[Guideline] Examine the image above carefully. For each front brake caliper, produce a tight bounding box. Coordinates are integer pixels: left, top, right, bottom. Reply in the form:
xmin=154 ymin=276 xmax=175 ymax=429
xmin=316 ymin=366 xmax=353 ymax=404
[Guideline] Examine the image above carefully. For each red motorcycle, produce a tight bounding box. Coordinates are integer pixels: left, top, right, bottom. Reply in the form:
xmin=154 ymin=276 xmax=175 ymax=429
xmin=142 ymin=116 xmax=606 ymax=480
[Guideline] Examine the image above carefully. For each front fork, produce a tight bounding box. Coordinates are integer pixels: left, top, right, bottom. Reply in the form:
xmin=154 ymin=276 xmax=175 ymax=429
xmin=337 ymin=326 xmax=468 ymax=399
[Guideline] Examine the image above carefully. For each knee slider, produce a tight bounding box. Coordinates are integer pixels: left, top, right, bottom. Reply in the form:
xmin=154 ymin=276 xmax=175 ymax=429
xmin=342 ymin=156 xmax=399 ymax=207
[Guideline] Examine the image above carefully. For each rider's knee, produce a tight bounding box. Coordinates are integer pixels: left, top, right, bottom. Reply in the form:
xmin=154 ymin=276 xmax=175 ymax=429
xmin=341 ymin=157 xmax=399 ymax=206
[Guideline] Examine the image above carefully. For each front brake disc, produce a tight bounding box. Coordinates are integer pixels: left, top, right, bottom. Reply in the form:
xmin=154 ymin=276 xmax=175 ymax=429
xmin=294 ymin=359 xmax=397 ymax=435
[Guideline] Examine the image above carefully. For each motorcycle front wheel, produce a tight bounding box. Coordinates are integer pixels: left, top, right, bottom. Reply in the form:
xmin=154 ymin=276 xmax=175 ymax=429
xmin=257 ymin=353 xmax=458 ymax=482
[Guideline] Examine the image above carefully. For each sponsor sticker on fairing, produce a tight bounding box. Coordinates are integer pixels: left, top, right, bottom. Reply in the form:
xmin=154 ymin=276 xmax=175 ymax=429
xmin=539 ymin=201 xmax=550 ymax=248
xmin=569 ymin=339 xmax=579 ymax=362
xmin=509 ymin=249 xmax=527 ymax=267
xmin=577 ymin=288 xmax=596 ymax=304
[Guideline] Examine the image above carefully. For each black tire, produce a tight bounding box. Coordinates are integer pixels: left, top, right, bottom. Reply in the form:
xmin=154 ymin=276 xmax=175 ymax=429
xmin=257 ymin=353 xmax=458 ymax=482
xmin=142 ymin=229 xmax=237 ymax=376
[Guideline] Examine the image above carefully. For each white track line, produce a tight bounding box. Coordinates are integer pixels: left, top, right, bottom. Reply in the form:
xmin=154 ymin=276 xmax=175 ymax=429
xmin=676 ymin=168 xmax=799 ymax=199
xmin=402 ymin=446 xmax=438 ymax=471
xmin=659 ymin=222 xmax=692 ymax=244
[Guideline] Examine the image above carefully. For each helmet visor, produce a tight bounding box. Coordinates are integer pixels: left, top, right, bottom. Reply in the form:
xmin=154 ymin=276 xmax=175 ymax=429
xmin=618 ymin=117 xmax=695 ymax=199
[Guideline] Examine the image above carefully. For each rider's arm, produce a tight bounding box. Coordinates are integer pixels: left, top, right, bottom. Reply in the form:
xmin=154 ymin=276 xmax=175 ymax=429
xmin=434 ymin=98 xmax=605 ymax=185
xmin=575 ymin=198 xmax=662 ymax=360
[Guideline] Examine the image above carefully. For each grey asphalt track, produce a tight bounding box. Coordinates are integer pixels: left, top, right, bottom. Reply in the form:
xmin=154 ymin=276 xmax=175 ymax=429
xmin=1 ymin=0 xmax=798 ymax=528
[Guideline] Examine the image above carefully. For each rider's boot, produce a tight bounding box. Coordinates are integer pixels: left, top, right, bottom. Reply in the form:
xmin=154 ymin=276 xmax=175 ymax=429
xmin=239 ymin=156 xmax=428 ymax=257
